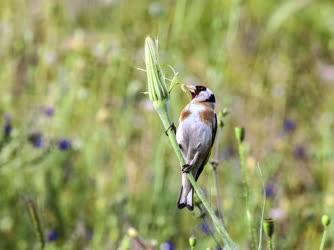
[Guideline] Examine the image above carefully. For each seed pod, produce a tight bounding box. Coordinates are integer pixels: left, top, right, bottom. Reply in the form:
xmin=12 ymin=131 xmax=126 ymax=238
xmin=322 ymin=215 xmax=330 ymax=227
xmin=222 ymin=108 xmax=229 ymax=117
xmin=217 ymin=112 xmax=224 ymax=128
xmin=235 ymin=127 xmax=245 ymax=143
xmin=189 ymin=236 xmax=197 ymax=247
xmin=145 ymin=37 xmax=169 ymax=104
xmin=263 ymin=218 xmax=274 ymax=238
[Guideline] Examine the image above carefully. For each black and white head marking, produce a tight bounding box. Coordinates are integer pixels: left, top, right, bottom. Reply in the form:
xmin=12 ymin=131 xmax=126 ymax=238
xmin=190 ymin=85 xmax=216 ymax=103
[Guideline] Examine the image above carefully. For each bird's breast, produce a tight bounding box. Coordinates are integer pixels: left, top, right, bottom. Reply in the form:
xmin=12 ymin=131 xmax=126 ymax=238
xmin=177 ymin=106 xmax=213 ymax=145
xmin=180 ymin=103 xmax=214 ymax=125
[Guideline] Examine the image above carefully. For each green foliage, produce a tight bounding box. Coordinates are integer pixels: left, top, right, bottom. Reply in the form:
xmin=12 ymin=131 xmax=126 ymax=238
xmin=0 ymin=0 xmax=333 ymax=249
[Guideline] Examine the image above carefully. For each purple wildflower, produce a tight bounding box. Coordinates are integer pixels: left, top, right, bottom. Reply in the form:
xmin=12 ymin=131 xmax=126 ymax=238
xmin=57 ymin=139 xmax=71 ymax=151
xmin=200 ymin=223 xmax=211 ymax=235
xmin=265 ymin=183 xmax=276 ymax=199
xmin=161 ymin=241 xmax=175 ymax=250
xmin=3 ymin=115 xmax=12 ymax=138
xmin=47 ymin=230 xmax=59 ymax=241
xmin=294 ymin=145 xmax=307 ymax=160
xmin=283 ymin=119 xmax=296 ymax=133
xmin=28 ymin=132 xmax=44 ymax=148
xmin=43 ymin=106 xmax=55 ymax=117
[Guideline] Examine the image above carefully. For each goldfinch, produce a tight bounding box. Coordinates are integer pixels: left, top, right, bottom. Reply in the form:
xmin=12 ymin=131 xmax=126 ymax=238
xmin=176 ymin=84 xmax=217 ymax=210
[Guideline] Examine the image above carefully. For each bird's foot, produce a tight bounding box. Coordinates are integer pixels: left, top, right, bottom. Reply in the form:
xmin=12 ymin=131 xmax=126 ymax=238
xmin=182 ymin=164 xmax=192 ymax=173
xmin=165 ymin=123 xmax=176 ymax=136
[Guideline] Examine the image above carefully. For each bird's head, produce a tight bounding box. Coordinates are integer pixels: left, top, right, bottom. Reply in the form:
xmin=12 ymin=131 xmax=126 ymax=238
xmin=183 ymin=84 xmax=216 ymax=104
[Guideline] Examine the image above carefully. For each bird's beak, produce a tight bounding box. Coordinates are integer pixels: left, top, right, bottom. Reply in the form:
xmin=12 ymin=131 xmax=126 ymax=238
xmin=181 ymin=84 xmax=196 ymax=98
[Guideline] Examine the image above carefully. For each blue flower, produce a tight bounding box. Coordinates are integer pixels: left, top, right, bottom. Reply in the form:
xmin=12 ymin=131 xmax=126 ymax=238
xmin=161 ymin=241 xmax=175 ymax=250
xmin=58 ymin=139 xmax=71 ymax=151
xmin=265 ymin=183 xmax=276 ymax=199
xmin=28 ymin=132 xmax=44 ymax=148
xmin=3 ymin=115 xmax=12 ymax=138
xmin=294 ymin=145 xmax=307 ymax=160
xmin=43 ymin=106 xmax=55 ymax=117
xmin=200 ymin=223 xmax=211 ymax=235
xmin=283 ymin=119 xmax=296 ymax=133
xmin=47 ymin=230 xmax=59 ymax=241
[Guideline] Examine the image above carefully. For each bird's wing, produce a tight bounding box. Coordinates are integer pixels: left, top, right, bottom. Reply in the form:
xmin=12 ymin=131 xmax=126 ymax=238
xmin=194 ymin=113 xmax=217 ymax=180
xmin=211 ymin=113 xmax=217 ymax=148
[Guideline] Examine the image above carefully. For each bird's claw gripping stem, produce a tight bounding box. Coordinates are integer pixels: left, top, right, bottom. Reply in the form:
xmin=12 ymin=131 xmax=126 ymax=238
xmin=165 ymin=122 xmax=176 ymax=136
xmin=182 ymin=164 xmax=192 ymax=173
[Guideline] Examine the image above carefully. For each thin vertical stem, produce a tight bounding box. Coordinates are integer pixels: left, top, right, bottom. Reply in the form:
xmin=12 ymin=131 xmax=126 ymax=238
xmin=24 ymin=197 xmax=45 ymax=249
xmin=212 ymin=166 xmax=223 ymax=220
xmin=236 ymin=128 xmax=256 ymax=249
xmin=268 ymin=238 xmax=273 ymax=250
xmin=319 ymin=229 xmax=327 ymax=250
xmin=199 ymin=203 xmax=224 ymax=247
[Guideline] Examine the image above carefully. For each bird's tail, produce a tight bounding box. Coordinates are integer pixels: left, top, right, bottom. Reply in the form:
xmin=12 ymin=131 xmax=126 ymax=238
xmin=177 ymin=186 xmax=194 ymax=211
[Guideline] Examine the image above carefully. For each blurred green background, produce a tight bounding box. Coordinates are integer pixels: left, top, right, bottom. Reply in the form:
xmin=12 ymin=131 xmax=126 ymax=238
xmin=0 ymin=0 xmax=334 ymax=249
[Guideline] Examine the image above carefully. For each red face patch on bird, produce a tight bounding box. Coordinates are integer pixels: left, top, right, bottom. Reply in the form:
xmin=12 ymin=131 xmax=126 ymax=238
xmin=191 ymin=85 xmax=207 ymax=99
xmin=183 ymin=84 xmax=216 ymax=103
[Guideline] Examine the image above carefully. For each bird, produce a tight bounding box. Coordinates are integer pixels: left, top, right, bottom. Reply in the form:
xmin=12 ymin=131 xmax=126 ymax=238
xmin=176 ymin=84 xmax=217 ymax=210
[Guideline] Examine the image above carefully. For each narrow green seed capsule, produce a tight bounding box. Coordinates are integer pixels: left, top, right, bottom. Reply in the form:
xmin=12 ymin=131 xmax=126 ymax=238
xmin=222 ymin=108 xmax=229 ymax=117
xmin=145 ymin=37 xmax=169 ymax=104
xmin=217 ymin=112 xmax=224 ymax=128
xmin=322 ymin=215 xmax=330 ymax=227
xmin=263 ymin=218 xmax=274 ymax=238
xmin=189 ymin=236 xmax=197 ymax=247
xmin=235 ymin=127 xmax=245 ymax=143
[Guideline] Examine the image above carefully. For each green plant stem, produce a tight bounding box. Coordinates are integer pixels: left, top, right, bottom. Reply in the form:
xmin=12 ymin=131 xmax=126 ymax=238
xmin=24 ymin=198 xmax=45 ymax=249
xmin=319 ymin=229 xmax=327 ymax=250
xmin=257 ymin=164 xmax=266 ymax=250
xmin=155 ymin=105 xmax=238 ymax=250
xmin=237 ymin=142 xmax=256 ymax=249
xmin=212 ymin=166 xmax=223 ymax=220
xmin=200 ymin=210 xmax=222 ymax=247
xmin=268 ymin=238 xmax=273 ymax=250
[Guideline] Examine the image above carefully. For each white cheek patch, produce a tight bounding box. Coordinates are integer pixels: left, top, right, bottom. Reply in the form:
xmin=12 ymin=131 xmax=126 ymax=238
xmin=194 ymin=93 xmax=204 ymax=102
